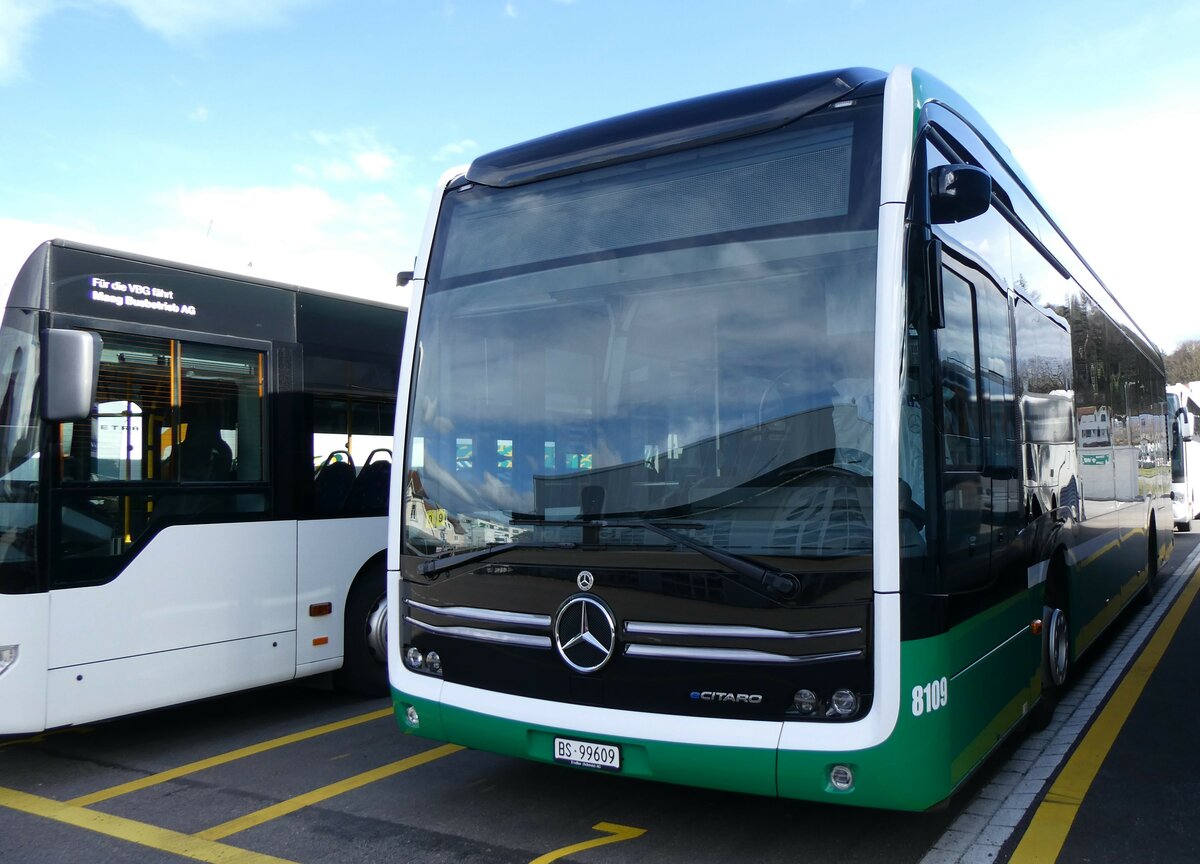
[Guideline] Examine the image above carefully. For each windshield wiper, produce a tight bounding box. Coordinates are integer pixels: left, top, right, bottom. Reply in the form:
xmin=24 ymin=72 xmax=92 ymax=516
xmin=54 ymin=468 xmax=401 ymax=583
xmin=415 ymin=540 xmax=579 ymax=578
xmin=512 ymin=516 xmax=800 ymax=601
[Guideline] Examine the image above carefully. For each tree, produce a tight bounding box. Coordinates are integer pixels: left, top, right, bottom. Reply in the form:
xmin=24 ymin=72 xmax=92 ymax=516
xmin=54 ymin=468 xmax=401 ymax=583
xmin=1166 ymin=340 xmax=1200 ymax=385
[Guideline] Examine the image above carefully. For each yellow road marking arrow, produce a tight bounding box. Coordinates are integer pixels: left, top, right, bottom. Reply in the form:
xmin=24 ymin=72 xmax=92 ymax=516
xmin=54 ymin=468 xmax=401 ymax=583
xmin=528 ymin=822 xmax=647 ymax=864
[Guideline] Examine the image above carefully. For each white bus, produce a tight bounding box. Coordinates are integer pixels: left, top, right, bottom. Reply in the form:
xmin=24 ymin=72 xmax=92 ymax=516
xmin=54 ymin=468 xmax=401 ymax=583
xmin=1169 ymin=382 xmax=1200 ymax=530
xmin=0 ymin=240 xmax=405 ymax=734
xmin=387 ymin=66 xmax=1171 ymax=810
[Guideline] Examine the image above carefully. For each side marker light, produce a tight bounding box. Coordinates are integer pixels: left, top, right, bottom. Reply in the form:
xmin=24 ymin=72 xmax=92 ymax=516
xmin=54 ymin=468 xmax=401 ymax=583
xmin=0 ymin=645 xmax=16 ymax=678
xmin=829 ymin=764 xmax=854 ymax=791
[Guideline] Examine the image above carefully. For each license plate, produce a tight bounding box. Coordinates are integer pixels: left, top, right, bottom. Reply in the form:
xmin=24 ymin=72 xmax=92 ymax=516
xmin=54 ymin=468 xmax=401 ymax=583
xmin=553 ymin=736 xmax=621 ymax=772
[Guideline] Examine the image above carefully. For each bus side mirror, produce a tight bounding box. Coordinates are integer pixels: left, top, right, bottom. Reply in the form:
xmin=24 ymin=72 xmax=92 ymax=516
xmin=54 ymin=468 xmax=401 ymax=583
xmin=1179 ymin=407 xmax=1195 ymax=442
xmin=929 ymin=164 xmax=992 ymax=224
xmin=41 ymin=329 xmax=102 ymax=421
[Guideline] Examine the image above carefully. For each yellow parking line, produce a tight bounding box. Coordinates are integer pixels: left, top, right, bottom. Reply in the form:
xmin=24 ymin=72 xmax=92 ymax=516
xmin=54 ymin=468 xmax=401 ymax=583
xmin=69 ymin=708 xmax=393 ymax=807
xmin=0 ymin=785 xmax=298 ymax=864
xmin=0 ymin=727 xmax=92 ymax=749
xmin=195 ymin=743 xmax=463 ymax=841
xmin=1009 ymin=562 xmax=1200 ymax=863
xmin=528 ymin=822 xmax=647 ymax=864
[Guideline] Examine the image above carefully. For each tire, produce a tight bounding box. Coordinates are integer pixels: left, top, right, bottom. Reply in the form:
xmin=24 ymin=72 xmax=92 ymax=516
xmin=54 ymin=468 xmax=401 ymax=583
xmin=335 ymin=562 xmax=389 ymax=697
xmin=1028 ymin=591 xmax=1071 ymax=732
xmin=1139 ymin=525 xmax=1159 ymax=606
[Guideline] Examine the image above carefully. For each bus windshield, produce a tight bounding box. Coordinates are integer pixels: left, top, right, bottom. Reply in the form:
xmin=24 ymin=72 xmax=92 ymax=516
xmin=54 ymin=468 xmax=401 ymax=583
xmin=406 ymin=103 xmax=882 ymax=561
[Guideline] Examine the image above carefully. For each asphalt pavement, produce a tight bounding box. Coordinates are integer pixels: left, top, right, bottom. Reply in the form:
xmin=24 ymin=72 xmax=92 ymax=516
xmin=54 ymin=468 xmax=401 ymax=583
xmin=1004 ymin=530 xmax=1200 ymax=864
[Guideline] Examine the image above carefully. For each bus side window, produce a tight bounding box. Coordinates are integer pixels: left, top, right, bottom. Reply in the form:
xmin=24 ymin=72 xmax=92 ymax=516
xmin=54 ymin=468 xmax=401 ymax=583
xmin=178 ymin=341 xmax=265 ymax=484
xmin=937 ymin=269 xmax=981 ymax=469
xmin=50 ymin=334 xmax=267 ymax=587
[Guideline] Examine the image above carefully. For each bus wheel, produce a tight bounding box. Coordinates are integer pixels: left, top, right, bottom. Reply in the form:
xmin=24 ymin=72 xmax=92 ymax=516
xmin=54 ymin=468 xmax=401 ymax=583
xmin=1029 ymin=602 xmax=1070 ymax=731
xmin=1045 ymin=607 xmax=1070 ymax=688
xmin=335 ymin=563 xmax=389 ymax=697
xmin=1139 ymin=524 xmax=1159 ymax=605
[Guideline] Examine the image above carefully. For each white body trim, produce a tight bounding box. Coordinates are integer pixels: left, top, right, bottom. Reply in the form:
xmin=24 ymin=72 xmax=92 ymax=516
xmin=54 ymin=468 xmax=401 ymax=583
xmin=2 ymin=515 xmax=385 ymax=732
xmin=0 ymin=593 xmax=50 ymax=734
xmin=388 ymin=167 xmax=464 ymax=686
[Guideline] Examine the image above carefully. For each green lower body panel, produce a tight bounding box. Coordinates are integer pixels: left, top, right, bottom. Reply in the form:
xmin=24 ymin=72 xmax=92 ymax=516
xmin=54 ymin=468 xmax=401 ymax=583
xmin=392 ymin=690 xmax=778 ymax=797
xmin=391 ymin=586 xmax=1063 ymax=811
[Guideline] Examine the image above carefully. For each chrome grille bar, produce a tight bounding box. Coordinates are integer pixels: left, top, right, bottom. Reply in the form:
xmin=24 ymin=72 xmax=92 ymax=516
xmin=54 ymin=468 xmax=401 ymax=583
xmin=624 ymin=621 xmax=861 ymax=640
xmin=404 ymin=617 xmax=552 ymax=649
xmin=406 ymin=599 xmax=551 ymax=629
xmin=625 ymin=644 xmax=863 ymax=664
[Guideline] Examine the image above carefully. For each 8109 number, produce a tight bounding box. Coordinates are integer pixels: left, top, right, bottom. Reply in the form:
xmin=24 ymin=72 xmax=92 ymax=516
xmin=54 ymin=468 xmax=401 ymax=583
xmin=911 ymin=677 xmax=948 ymax=716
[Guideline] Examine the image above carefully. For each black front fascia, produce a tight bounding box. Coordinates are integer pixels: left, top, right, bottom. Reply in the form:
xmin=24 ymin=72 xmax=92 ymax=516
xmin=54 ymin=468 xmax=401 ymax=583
xmin=467 ymin=68 xmax=885 ymax=188
xmin=402 ymin=553 xmax=873 ymax=722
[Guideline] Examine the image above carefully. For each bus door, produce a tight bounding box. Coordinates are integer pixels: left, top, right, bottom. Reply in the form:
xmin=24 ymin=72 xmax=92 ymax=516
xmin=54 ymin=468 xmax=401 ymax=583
xmin=936 ymin=262 xmax=1038 ymax=734
xmin=44 ymin=328 xmax=293 ymax=727
xmin=936 ymin=267 xmax=990 ymax=590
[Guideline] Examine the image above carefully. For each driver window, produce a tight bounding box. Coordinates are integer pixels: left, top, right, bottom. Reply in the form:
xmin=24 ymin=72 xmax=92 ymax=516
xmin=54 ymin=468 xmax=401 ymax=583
xmin=938 ymin=269 xmax=982 ymax=469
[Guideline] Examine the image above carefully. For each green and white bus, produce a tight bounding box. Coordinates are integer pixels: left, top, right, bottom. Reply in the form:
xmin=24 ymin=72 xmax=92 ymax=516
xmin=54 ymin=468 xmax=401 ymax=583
xmin=0 ymin=240 xmax=405 ymax=734
xmin=387 ymin=66 xmax=1172 ymax=810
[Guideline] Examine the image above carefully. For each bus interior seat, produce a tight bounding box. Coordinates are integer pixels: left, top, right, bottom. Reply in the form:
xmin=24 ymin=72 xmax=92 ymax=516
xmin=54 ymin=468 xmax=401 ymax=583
xmin=344 ymin=449 xmax=392 ymax=513
xmin=314 ymin=451 xmax=355 ymax=514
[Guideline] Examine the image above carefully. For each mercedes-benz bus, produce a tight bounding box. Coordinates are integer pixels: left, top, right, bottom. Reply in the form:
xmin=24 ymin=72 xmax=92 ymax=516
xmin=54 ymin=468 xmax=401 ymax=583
xmin=386 ymin=66 xmax=1171 ymax=810
xmin=0 ymin=240 xmax=405 ymax=734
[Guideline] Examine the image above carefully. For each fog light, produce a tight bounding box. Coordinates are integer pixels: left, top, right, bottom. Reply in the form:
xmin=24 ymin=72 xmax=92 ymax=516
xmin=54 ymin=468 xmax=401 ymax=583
xmin=828 ymin=689 xmax=858 ymax=717
xmin=405 ymin=705 xmax=420 ymax=728
xmin=0 ymin=645 xmax=16 ymax=678
xmin=405 ymin=646 xmax=424 ymax=670
xmin=829 ymin=764 xmax=854 ymax=791
xmin=792 ymin=688 xmax=819 ymax=715
xmin=425 ymin=651 xmax=442 ymax=675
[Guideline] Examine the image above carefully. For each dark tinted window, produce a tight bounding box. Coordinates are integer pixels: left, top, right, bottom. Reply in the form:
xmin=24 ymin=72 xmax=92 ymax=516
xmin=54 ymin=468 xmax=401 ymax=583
xmin=938 ymin=269 xmax=981 ymax=468
xmin=299 ymin=297 xmax=404 ymax=518
xmin=52 ymin=331 xmax=267 ymax=587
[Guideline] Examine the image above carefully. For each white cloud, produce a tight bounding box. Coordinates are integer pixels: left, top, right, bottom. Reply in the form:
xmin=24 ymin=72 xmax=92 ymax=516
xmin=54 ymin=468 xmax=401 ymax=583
xmin=0 ymin=0 xmax=316 ymax=86
xmin=146 ymin=183 xmax=415 ymax=300
xmin=187 ymin=105 xmax=209 ymax=122
xmin=0 ymin=178 xmax=422 ymax=308
xmin=1006 ymin=89 xmax=1200 ymax=353
xmin=308 ymin=128 xmax=407 ymax=183
xmin=0 ymin=0 xmax=56 ymax=84
xmin=433 ymin=139 xmax=479 ymax=163
xmin=99 ymin=0 xmax=318 ymax=42
xmin=505 ymin=2 xmax=517 ymax=17
xmin=354 ymin=151 xmax=395 ymax=181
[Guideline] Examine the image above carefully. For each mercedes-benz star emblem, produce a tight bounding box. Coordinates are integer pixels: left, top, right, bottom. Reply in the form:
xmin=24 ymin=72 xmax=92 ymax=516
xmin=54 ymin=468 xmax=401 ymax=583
xmin=577 ymin=570 xmax=594 ymax=591
xmin=554 ymin=595 xmax=616 ymax=674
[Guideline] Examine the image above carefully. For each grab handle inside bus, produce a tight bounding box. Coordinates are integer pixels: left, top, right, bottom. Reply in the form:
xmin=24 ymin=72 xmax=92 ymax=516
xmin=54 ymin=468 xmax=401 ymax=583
xmin=41 ymin=328 xmax=102 ymax=421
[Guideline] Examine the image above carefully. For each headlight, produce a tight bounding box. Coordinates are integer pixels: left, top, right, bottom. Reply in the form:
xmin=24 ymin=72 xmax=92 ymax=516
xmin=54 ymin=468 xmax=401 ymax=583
xmin=792 ymin=689 xmax=819 ymax=716
xmin=405 ymin=646 xmax=424 ymax=670
xmin=425 ymin=651 xmax=443 ymax=675
xmin=828 ymin=689 xmax=859 ymax=717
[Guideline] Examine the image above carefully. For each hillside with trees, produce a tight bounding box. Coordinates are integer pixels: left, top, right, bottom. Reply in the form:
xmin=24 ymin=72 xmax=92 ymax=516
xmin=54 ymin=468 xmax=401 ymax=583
xmin=1166 ymin=340 xmax=1200 ymax=384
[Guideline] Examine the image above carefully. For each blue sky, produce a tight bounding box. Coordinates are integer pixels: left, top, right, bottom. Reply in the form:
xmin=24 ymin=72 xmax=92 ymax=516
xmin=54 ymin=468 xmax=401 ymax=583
xmin=2 ymin=0 xmax=1198 ymax=349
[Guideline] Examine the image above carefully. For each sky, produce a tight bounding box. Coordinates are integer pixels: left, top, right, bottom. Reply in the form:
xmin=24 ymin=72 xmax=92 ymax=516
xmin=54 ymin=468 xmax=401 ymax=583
xmin=1 ymin=0 xmax=1198 ymax=349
